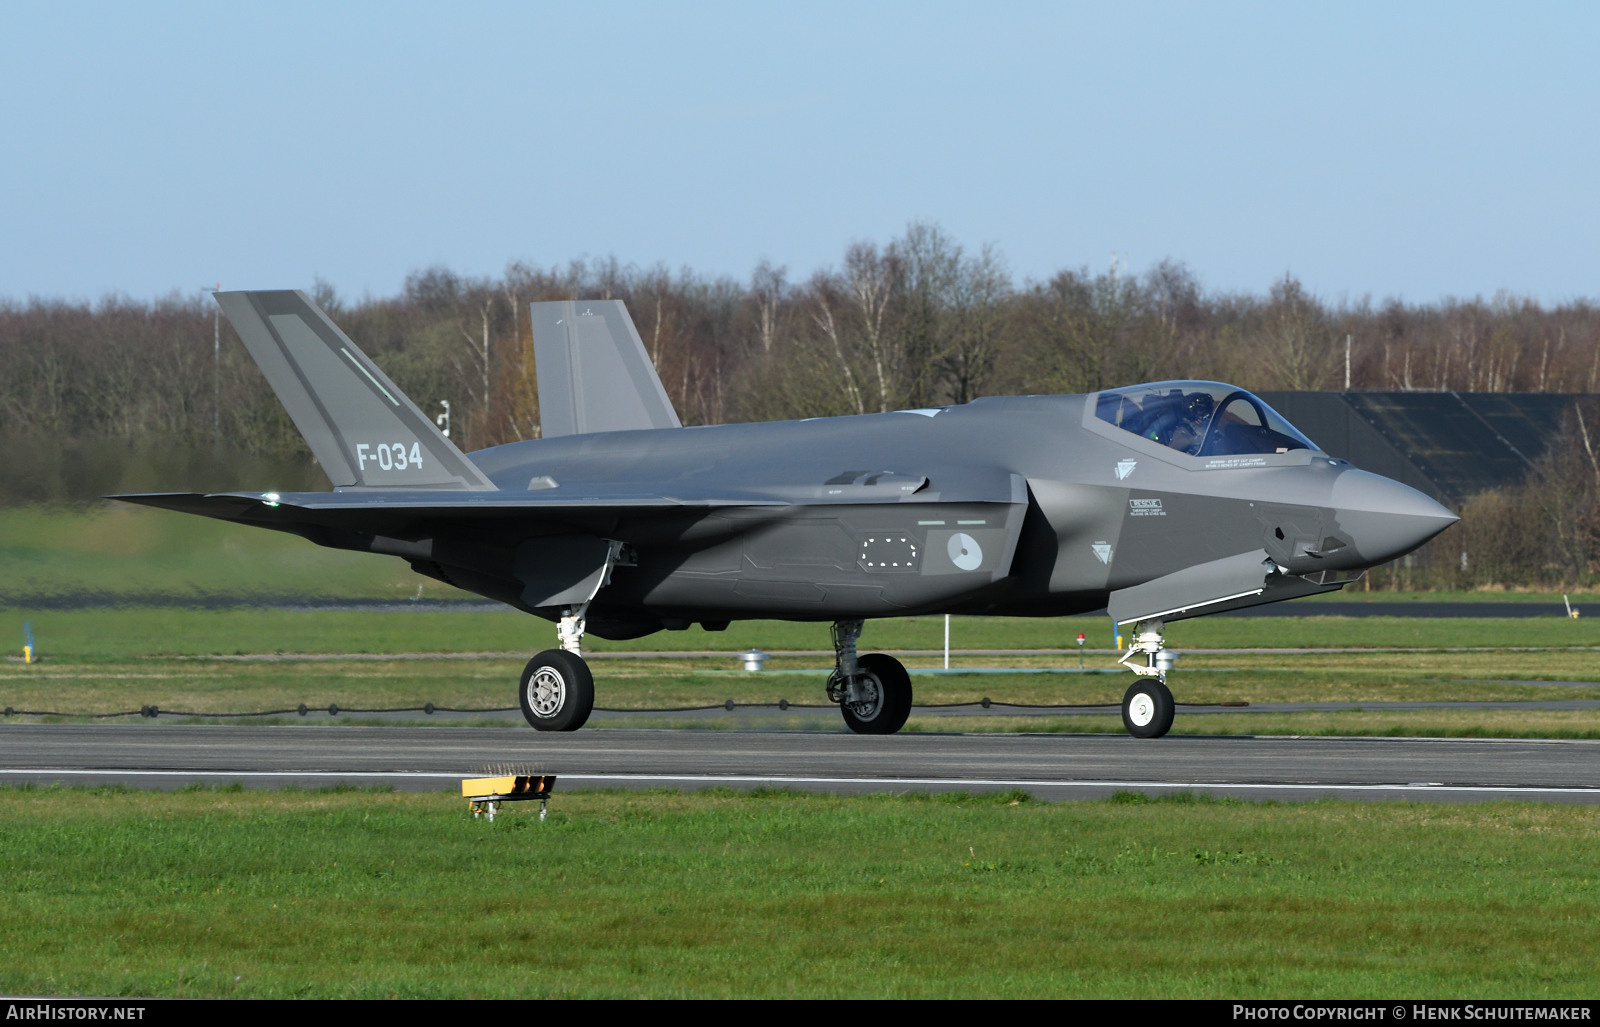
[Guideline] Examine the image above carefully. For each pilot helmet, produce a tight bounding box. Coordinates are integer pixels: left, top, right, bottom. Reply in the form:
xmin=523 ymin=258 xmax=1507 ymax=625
xmin=1184 ymin=392 xmax=1216 ymax=424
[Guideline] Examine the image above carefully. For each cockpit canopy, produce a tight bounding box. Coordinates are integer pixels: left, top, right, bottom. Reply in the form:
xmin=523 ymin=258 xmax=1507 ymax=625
xmin=1094 ymin=381 xmax=1318 ymax=458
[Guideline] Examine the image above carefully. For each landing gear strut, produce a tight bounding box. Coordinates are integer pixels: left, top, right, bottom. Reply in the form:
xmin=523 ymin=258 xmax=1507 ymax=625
xmin=1116 ymin=618 xmax=1177 ymax=739
xmin=518 ymin=542 xmax=626 ymax=732
xmin=827 ymin=619 xmax=912 ymax=735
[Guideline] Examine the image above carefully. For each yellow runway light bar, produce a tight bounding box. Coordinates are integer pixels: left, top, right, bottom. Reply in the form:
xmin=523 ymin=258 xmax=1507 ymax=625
xmin=462 ymin=774 xmax=557 ymax=821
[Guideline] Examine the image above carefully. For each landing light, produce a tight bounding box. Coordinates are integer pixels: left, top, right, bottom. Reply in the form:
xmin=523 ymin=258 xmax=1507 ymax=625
xmin=462 ymin=774 xmax=557 ymax=821
xmin=261 ymin=492 xmax=281 ymax=507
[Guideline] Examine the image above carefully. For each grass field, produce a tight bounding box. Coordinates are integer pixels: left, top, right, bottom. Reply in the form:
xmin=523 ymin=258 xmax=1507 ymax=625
xmin=0 ymin=503 xmax=464 ymax=601
xmin=2 ymin=608 xmax=1597 ymax=735
xmin=4 ymin=503 xmax=1598 ymax=736
xmin=1 ymin=786 xmax=1596 ymax=999
xmin=6 ymin=508 xmax=1600 ymax=999
xmin=4 ymin=649 xmax=1600 ymax=711
xmin=5 ymin=605 xmax=1600 ymax=660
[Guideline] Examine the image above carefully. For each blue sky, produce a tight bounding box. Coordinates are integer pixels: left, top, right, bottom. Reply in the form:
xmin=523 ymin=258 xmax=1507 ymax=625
xmin=3 ymin=1 xmax=1597 ymax=305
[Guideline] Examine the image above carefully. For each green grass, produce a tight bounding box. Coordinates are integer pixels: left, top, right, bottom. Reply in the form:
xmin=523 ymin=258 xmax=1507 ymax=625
xmin=3 ymin=607 xmax=1598 ymax=662
xmin=1291 ymin=589 xmax=1594 ymax=604
xmin=0 ymin=503 xmax=466 ymax=601
xmin=2 ymin=607 xmax=1597 ymax=732
xmin=1 ymin=786 xmax=1597 ymax=998
xmin=4 ymin=502 xmax=1597 ymax=734
xmin=4 ymin=650 xmax=1600 ymax=721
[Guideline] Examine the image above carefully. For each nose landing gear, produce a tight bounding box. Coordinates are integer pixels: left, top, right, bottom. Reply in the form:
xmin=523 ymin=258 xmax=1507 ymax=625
xmin=1120 ymin=680 xmax=1174 ymax=738
xmin=1116 ymin=619 xmax=1177 ymax=739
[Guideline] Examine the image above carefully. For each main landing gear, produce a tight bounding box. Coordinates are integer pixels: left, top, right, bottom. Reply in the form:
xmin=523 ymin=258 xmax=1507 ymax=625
xmin=827 ymin=619 xmax=912 ymax=735
xmin=1116 ymin=618 xmax=1177 ymax=739
xmin=516 ymin=611 xmax=916 ymax=736
xmin=519 ymin=605 xmax=596 ymax=732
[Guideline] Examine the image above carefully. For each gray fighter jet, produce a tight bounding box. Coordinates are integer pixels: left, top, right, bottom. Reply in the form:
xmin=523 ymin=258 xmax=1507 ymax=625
xmin=117 ymin=291 xmax=1457 ymax=738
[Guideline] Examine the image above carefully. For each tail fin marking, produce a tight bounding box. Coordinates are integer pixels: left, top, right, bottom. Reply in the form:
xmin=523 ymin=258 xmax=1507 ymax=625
xmin=215 ymin=290 xmax=495 ymax=490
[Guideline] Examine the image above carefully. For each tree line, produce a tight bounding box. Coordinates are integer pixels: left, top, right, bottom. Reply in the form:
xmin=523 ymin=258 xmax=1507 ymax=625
xmin=2 ymin=222 xmax=1597 ymax=584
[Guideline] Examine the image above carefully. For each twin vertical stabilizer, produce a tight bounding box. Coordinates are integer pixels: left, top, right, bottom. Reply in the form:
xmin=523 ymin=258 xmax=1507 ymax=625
xmin=529 ymin=300 xmax=682 ymax=437
xmin=212 ymin=291 xmax=681 ymax=488
xmin=214 ymin=291 xmax=496 ymax=490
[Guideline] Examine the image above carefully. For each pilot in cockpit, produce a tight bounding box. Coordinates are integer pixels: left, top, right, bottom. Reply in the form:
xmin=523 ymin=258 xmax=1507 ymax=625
xmin=1166 ymin=392 xmax=1216 ymax=454
xmin=1102 ymin=381 xmax=1315 ymax=459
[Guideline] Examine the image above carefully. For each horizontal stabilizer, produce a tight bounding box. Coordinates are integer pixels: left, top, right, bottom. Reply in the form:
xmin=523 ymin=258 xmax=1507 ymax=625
xmin=214 ymin=291 xmax=495 ymax=490
xmin=530 ymin=300 xmax=682 ymax=437
xmin=112 ymin=492 xmax=264 ymax=519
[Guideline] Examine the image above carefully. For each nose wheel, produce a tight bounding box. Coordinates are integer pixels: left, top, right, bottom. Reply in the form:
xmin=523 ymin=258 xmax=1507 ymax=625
xmin=1116 ymin=618 xmax=1178 ymax=739
xmin=1121 ymin=681 xmax=1175 ymax=739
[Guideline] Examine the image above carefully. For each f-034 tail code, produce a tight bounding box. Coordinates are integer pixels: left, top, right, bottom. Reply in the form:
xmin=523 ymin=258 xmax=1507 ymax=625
xmin=355 ymin=442 xmax=423 ymax=471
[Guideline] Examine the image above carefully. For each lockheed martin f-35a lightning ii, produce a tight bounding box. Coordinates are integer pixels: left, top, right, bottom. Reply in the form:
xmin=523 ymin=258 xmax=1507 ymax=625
xmin=118 ymin=291 xmax=1457 ymax=737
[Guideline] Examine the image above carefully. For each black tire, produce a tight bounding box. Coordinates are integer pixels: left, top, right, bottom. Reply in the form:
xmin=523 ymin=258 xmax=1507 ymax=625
xmin=519 ymin=649 xmax=595 ymax=732
xmin=1121 ymin=680 xmax=1174 ymax=739
xmin=840 ymin=653 xmax=913 ymax=735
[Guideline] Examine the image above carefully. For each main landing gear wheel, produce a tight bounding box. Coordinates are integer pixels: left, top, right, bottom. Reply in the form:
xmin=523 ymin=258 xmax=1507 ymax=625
xmin=519 ymin=648 xmax=595 ymax=732
xmin=1121 ymin=680 xmax=1174 ymax=739
xmin=840 ymin=653 xmax=913 ymax=735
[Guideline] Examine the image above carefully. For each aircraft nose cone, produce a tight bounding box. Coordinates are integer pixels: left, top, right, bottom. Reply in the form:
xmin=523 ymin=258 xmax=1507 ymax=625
xmin=1332 ymin=469 xmax=1459 ymax=566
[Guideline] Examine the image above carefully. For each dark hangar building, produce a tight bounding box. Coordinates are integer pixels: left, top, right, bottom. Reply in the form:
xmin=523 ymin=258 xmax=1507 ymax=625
xmin=1258 ymin=391 xmax=1595 ymax=508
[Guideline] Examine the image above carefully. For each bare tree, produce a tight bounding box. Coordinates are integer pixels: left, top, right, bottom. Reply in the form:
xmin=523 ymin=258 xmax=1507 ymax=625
xmin=1257 ymin=274 xmax=1332 ymax=390
xmin=455 ymin=293 xmax=495 ymax=449
xmin=499 ymin=261 xmax=541 ymax=440
xmin=750 ymin=259 xmax=788 ymax=354
xmin=932 ymin=243 xmax=1011 ymax=404
xmin=805 ymin=273 xmax=867 ymax=416
xmin=1020 ymin=257 xmax=1150 ymax=395
xmin=843 ymin=242 xmax=899 ymax=411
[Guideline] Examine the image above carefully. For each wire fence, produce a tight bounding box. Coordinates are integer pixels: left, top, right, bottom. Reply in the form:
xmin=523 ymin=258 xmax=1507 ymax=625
xmin=0 ymin=697 xmax=1249 ymax=719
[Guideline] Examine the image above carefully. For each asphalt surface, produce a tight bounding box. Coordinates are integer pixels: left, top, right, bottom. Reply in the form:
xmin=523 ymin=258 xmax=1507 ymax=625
xmin=6 ymin=723 xmax=1600 ymax=805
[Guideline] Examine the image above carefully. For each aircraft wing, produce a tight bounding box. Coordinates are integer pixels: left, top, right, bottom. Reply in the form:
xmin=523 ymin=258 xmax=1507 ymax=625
xmin=114 ymin=470 xmax=1028 ymax=618
xmin=110 ymin=488 xmax=789 ymax=541
xmin=111 ymin=468 xmax=1021 ymax=540
xmin=113 ymin=460 xmax=1019 ymax=527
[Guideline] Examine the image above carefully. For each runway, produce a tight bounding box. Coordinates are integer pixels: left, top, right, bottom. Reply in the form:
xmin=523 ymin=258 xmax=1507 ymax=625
xmin=5 ymin=723 xmax=1600 ymax=804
